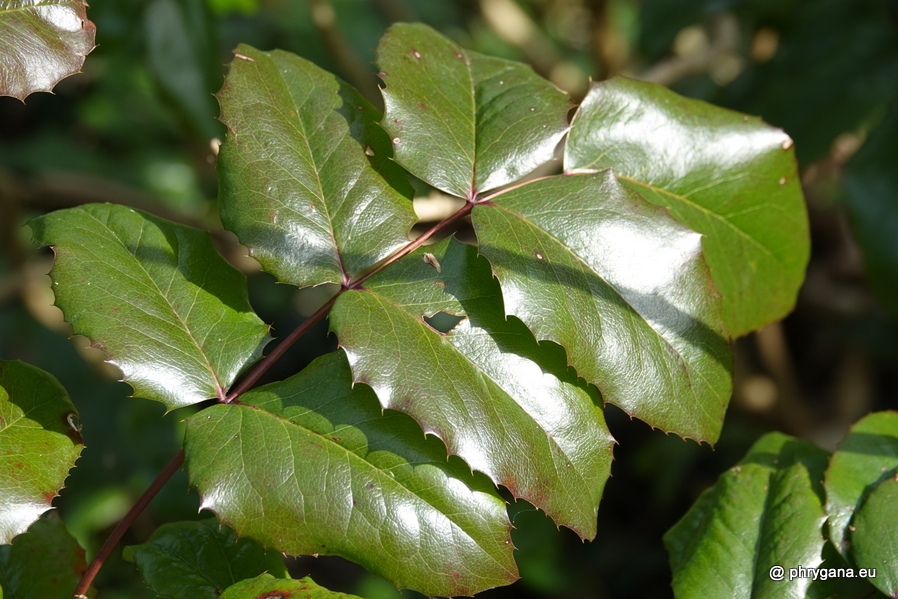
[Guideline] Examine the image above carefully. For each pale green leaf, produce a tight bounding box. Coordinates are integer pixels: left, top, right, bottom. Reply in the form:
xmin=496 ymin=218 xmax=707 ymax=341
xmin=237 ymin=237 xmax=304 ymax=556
xmin=29 ymin=204 xmax=270 ymax=410
xmin=330 ymin=238 xmax=614 ymax=538
xmin=220 ymin=575 xmax=362 ymax=599
xmin=824 ymin=410 xmax=898 ymax=558
xmin=473 ymin=171 xmax=731 ymax=442
xmin=664 ymin=433 xmax=828 ymax=599
xmin=217 ymin=45 xmax=417 ymax=289
xmin=565 ymin=77 xmax=809 ymax=337
xmin=0 ymin=361 xmax=82 ymax=544
xmin=376 ymin=23 xmax=571 ymax=198
xmin=184 ymin=350 xmax=518 ymax=598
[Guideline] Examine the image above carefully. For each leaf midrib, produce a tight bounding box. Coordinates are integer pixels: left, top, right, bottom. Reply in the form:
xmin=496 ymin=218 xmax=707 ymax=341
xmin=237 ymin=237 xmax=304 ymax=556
xmin=222 ymin=402 xmax=513 ymax=570
xmin=79 ymin=210 xmax=225 ymax=398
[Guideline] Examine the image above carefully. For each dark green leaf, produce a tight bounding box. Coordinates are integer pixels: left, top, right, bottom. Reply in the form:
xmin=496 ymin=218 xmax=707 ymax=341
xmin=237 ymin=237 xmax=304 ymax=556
xmin=664 ymin=433 xmax=829 ymax=599
xmin=144 ymin=0 xmax=221 ymax=140
xmin=124 ymin=519 xmax=288 ymax=599
xmin=330 ymin=238 xmax=614 ymax=537
xmin=0 ymin=0 xmax=95 ymax=100
xmin=0 ymin=514 xmax=86 ymax=599
xmin=851 ymin=476 xmax=898 ymax=596
xmin=565 ymin=77 xmax=809 ymax=337
xmin=0 ymin=361 xmax=82 ymax=544
xmin=29 ymin=204 xmax=270 ymax=410
xmin=220 ymin=575 xmax=362 ymax=599
xmin=844 ymin=106 xmax=898 ymax=319
xmin=217 ymin=45 xmax=417 ymax=289
xmin=184 ymin=350 xmax=518 ymax=598
xmin=473 ymin=171 xmax=731 ymax=443
xmin=824 ymin=410 xmax=898 ymax=558
xmin=376 ymin=23 xmax=571 ymax=198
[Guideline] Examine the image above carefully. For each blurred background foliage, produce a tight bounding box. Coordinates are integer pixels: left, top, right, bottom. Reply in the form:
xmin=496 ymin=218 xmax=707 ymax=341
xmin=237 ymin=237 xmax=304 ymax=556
xmin=1 ymin=0 xmax=898 ymax=597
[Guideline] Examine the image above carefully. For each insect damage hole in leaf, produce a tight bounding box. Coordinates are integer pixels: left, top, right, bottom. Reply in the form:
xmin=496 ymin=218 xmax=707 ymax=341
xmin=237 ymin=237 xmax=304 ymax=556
xmin=423 ymin=311 xmax=466 ymax=334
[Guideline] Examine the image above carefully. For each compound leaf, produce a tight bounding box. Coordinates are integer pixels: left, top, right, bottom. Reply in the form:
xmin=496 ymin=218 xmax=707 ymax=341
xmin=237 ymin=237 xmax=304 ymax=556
xmin=0 ymin=0 xmax=95 ymax=100
xmin=664 ymin=433 xmax=829 ymax=599
xmin=565 ymin=77 xmax=809 ymax=337
xmin=220 ymin=575 xmax=362 ymax=599
xmin=330 ymin=238 xmax=614 ymax=539
xmin=217 ymin=45 xmax=417 ymax=289
xmin=0 ymin=361 xmax=82 ymax=544
xmin=824 ymin=410 xmax=898 ymax=558
xmin=376 ymin=22 xmax=571 ymax=198
xmin=29 ymin=204 xmax=270 ymax=410
xmin=473 ymin=171 xmax=731 ymax=443
xmin=0 ymin=514 xmax=86 ymax=598
xmin=124 ymin=519 xmax=288 ymax=599
xmin=184 ymin=350 xmax=518 ymax=598
xmin=851 ymin=476 xmax=898 ymax=596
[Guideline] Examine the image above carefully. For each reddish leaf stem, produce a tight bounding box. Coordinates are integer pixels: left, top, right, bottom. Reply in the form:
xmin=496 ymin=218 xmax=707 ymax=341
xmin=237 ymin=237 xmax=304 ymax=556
xmin=70 ymin=200 xmax=475 ymax=597
xmin=72 ymin=449 xmax=185 ymax=599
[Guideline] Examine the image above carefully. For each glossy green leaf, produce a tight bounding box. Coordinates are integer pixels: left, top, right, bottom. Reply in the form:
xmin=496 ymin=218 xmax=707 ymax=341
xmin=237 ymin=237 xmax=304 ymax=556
xmin=184 ymin=350 xmax=518 ymax=598
xmin=0 ymin=0 xmax=95 ymax=100
xmin=29 ymin=203 xmax=270 ymax=410
xmin=221 ymin=575 xmax=362 ymax=599
xmin=824 ymin=410 xmax=898 ymax=558
xmin=0 ymin=361 xmax=82 ymax=544
xmin=217 ymin=44 xmax=417 ymax=289
xmin=844 ymin=106 xmax=898 ymax=319
xmin=565 ymin=77 xmax=809 ymax=337
xmin=851 ymin=476 xmax=898 ymax=596
xmin=0 ymin=514 xmax=86 ymax=599
xmin=664 ymin=433 xmax=829 ymax=599
xmin=330 ymin=238 xmax=614 ymax=538
xmin=473 ymin=171 xmax=731 ymax=443
xmin=124 ymin=518 xmax=288 ymax=599
xmin=376 ymin=22 xmax=571 ymax=198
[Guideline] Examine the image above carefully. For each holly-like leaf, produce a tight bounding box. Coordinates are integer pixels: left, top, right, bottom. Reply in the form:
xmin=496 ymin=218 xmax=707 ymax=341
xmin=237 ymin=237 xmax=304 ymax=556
xmin=124 ymin=519 xmax=288 ymax=599
xmin=664 ymin=433 xmax=829 ymax=599
xmin=824 ymin=410 xmax=898 ymax=558
xmin=330 ymin=238 xmax=614 ymax=538
xmin=217 ymin=45 xmax=417 ymax=289
xmin=851 ymin=476 xmax=898 ymax=596
xmin=0 ymin=361 xmax=82 ymax=544
xmin=29 ymin=204 xmax=270 ymax=410
xmin=0 ymin=514 xmax=86 ymax=598
xmin=473 ymin=171 xmax=731 ymax=443
xmin=0 ymin=0 xmax=95 ymax=100
xmin=565 ymin=77 xmax=809 ymax=337
xmin=376 ymin=22 xmax=571 ymax=199
xmin=184 ymin=350 xmax=518 ymax=598
xmin=220 ymin=575 xmax=362 ymax=599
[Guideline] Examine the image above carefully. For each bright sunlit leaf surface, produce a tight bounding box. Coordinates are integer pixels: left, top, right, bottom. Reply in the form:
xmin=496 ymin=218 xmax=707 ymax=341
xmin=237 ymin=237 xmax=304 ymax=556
xmin=0 ymin=361 xmax=82 ymax=544
xmin=184 ymin=350 xmax=518 ymax=598
xmin=330 ymin=238 xmax=614 ymax=538
xmin=0 ymin=514 xmax=85 ymax=597
xmin=220 ymin=575 xmax=362 ymax=599
xmin=565 ymin=78 xmax=809 ymax=337
xmin=124 ymin=519 xmax=289 ymax=599
xmin=29 ymin=204 xmax=270 ymax=410
xmin=376 ymin=23 xmax=571 ymax=199
xmin=664 ymin=433 xmax=828 ymax=599
xmin=824 ymin=410 xmax=898 ymax=558
xmin=217 ymin=45 xmax=417 ymax=289
xmin=0 ymin=0 xmax=95 ymax=100
xmin=474 ymin=171 xmax=731 ymax=443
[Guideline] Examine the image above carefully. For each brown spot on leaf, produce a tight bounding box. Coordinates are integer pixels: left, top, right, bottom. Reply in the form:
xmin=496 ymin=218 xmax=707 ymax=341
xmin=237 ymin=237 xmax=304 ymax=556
xmin=418 ymin=103 xmax=426 ymax=109
xmin=258 ymin=593 xmax=285 ymax=599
